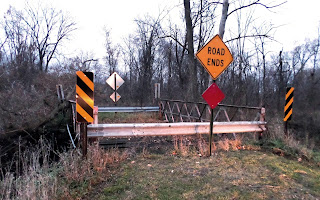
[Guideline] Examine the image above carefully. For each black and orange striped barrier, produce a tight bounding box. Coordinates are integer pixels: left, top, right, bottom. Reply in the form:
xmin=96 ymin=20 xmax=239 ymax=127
xmin=76 ymin=71 xmax=94 ymax=123
xmin=284 ymin=87 xmax=294 ymax=122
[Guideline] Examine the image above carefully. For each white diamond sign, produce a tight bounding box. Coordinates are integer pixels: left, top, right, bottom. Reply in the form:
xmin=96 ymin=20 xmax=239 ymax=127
xmin=110 ymin=92 xmax=121 ymax=102
xmin=106 ymin=72 xmax=124 ymax=90
xmin=106 ymin=72 xmax=124 ymax=103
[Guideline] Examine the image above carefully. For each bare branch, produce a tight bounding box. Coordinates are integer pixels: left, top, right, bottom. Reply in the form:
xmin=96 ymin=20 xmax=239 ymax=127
xmin=225 ymin=34 xmax=274 ymax=43
xmin=227 ymin=0 xmax=287 ymax=17
xmin=159 ymin=35 xmax=186 ymax=49
xmin=0 ymin=37 xmax=8 ymax=50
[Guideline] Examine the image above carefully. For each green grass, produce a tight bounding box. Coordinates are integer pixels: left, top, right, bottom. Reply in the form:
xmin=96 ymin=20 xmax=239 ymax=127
xmin=99 ymin=112 xmax=130 ymax=122
xmin=93 ymin=150 xmax=320 ymax=200
xmin=98 ymin=112 xmax=161 ymax=124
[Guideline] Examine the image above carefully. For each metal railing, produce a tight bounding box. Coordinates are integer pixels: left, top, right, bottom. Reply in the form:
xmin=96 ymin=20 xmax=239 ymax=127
xmin=87 ymin=121 xmax=266 ymax=138
xmin=98 ymin=106 xmax=159 ymax=113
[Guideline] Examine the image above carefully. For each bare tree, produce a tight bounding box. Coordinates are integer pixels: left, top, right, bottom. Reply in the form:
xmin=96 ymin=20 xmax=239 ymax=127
xmin=163 ymin=24 xmax=188 ymax=95
xmin=308 ymin=32 xmax=320 ymax=105
xmin=123 ymin=34 xmax=139 ymax=101
xmin=13 ymin=3 xmax=76 ymax=72
xmin=292 ymin=42 xmax=313 ymax=82
xmin=133 ymin=16 xmax=161 ymax=105
xmin=2 ymin=6 xmax=37 ymax=86
xmin=253 ymin=23 xmax=275 ymax=105
xmin=63 ymin=51 xmax=98 ymax=73
xmin=104 ymin=28 xmax=120 ymax=76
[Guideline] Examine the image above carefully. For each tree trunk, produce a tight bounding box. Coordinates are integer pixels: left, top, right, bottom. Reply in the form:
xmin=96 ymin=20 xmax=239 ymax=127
xmin=209 ymin=0 xmax=229 ymax=86
xmin=219 ymin=0 xmax=229 ymax=39
xmin=168 ymin=41 xmax=173 ymax=98
xmin=184 ymin=0 xmax=197 ymax=101
xmin=278 ymin=51 xmax=284 ymax=111
xmin=262 ymin=47 xmax=266 ymax=106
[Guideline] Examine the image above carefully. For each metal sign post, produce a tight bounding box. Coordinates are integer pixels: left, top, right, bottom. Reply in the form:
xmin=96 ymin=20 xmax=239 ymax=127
xmin=209 ymin=107 xmax=214 ymax=156
xmin=196 ymin=34 xmax=233 ymax=156
xmin=114 ymin=73 xmax=117 ymax=106
xmin=202 ymin=82 xmax=225 ymax=156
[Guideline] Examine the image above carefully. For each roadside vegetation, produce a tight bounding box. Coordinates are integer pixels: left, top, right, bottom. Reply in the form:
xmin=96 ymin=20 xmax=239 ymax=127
xmin=2 ymin=112 xmax=320 ymax=200
xmin=0 ymin=139 xmax=128 ymax=200
xmin=264 ymin=116 xmax=320 ymax=165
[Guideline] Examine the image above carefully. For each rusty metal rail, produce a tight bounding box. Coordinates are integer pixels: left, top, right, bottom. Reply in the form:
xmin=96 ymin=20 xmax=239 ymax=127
xmin=159 ymin=99 xmax=264 ymax=123
xmin=87 ymin=121 xmax=266 ymax=138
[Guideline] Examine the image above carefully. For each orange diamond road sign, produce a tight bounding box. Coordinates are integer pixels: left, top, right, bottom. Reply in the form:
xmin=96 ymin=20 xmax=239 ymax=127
xmin=196 ymin=34 xmax=233 ymax=80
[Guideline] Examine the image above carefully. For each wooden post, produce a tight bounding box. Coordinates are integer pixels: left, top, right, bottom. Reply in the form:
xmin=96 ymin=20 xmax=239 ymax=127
xmin=76 ymin=122 xmax=80 ymax=147
xmin=56 ymin=84 xmax=65 ymax=103
xmin=93 ymin=106 xmax=98 ymax=125
xmin=158 ymin=101 xmax=163 ymax=120
xmin=259 ymin=107 xmax=266 ymax=140
xmin=80 ymin=123 xmax=88 ymax=157
xmin=154 ymin=83 xmax=160 ymax=105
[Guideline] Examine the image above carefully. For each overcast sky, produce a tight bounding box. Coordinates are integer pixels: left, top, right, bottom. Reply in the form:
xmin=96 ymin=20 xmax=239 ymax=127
xmin=1 ymin=0 xmax=320 ymax=63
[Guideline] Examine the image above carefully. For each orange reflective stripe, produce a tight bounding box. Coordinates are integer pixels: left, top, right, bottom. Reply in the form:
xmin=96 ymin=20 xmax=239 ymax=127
xmin=284 ymin=97 xmax=293 ymax=111
xmin=76 ymin=85 xmax=94 ymax=109
xmin=76 ymin=71 xmax=94 ymax=91
xmin=285 ymin=87 xmax=294 ymax=100
xmin=76 ymin=103 xmax=93 ymax=122
xmin=284 ymin=109 xmax=292 ymax=121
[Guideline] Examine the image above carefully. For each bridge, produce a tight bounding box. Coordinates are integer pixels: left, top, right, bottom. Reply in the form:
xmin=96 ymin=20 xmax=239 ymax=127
xmin=70 ymin=99 xmax=266 ymax=155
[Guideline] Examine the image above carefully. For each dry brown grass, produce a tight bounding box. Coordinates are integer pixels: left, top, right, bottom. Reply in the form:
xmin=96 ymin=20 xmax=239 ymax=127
xmin=172 ymin=135 xmax=243 ymax=157
xmin=197 ymin=135 xmax=209 ymax=157
xmin=229 ymin=138 xmax=242 ymax=151
xmin=284 ymin=134 xmax=300 ymax=149
xmin=0 ymin=139 xmax=127 ymax=200
xmin=0 ymin=138 xmax=58 ymax=200
xmin=266 ymin=115 xmax=285 ymax=140
xmin=217 ymin=139 xmax=230 ymax=151
xmin=216 ymin=138 xmax=243 ymax=152
xmin=265 ymin=115 xmax=316 ymax=161
xmin=173 ymin=136 xmax=190 ymax=157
